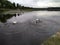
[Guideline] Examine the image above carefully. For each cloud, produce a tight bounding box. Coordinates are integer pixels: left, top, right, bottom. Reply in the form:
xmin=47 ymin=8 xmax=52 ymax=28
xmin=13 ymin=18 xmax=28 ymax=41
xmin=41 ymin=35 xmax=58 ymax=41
xmin=8 ymin=0 xmax=60 ymax=7
xmin=52 ymin=0 xmax=60 ymax=2
xmin=48 ymin=2 xmax=60 ymax=7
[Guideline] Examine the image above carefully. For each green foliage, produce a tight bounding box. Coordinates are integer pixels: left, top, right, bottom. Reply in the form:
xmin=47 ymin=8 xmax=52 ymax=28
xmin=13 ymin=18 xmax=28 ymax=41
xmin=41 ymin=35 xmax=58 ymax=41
xmin=0 ymin=0 xmax=7 ymax=2
xmin=0 ymin=0 xmax=36 ymax=11
xmin=0 ymin=0 xmax=17 ymax=9
xmin=17 ymin=3 xmax=20 ymax=8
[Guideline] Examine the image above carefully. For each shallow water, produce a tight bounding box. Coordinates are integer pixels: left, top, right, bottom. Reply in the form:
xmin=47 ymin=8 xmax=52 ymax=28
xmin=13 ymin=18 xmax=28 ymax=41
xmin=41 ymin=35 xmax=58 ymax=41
xmin=0 ymin=11 xmax=60 ymax=45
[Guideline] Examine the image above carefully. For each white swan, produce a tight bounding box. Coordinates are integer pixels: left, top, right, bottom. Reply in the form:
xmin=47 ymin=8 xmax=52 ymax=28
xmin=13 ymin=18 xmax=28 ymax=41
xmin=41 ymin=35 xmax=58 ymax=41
xmin=35 ymin=19 xmax=41 ymax=24
xmin=13 ymin=21 xmax=17 ymax=24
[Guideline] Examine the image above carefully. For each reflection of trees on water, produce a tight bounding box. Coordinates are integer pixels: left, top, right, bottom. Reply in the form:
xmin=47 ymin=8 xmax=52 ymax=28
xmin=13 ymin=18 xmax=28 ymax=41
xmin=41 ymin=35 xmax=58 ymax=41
xmin=0 ymin=14 xmax=20 ymax=23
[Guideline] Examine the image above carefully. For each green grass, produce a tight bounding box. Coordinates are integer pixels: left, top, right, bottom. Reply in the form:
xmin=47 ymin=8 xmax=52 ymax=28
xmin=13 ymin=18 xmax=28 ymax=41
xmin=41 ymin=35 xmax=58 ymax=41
xmin=0 ymin=8 xmax=10 ymax=13
xmin=42 ymin=32 xmax=60 ymax=45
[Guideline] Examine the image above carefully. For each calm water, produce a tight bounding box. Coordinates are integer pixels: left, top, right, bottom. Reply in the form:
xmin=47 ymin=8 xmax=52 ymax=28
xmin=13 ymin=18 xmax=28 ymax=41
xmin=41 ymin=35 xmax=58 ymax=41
xmin=0 ymin=11 xmax=60 ymax=45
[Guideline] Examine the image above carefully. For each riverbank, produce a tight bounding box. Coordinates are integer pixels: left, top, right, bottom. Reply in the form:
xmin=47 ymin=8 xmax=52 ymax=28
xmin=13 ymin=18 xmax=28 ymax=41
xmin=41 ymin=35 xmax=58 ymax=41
xmin=0 ymin=9 xmax=32 ymax=14
xmin=42 ymin=32 xmax=60 ymax=45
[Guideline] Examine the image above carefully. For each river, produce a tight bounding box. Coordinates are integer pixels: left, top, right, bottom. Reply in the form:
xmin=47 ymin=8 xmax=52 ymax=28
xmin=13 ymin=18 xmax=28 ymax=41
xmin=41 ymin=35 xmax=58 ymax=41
xmin=0 ymin=11 xmax=60 ymax=45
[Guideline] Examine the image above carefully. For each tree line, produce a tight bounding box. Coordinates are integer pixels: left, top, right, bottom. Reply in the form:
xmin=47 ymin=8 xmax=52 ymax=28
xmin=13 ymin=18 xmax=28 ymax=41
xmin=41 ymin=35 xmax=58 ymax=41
xmin=0 ymin=0 xmax=21 ymax=9
xmin=0 ymin=0 xmax=33 ymax=10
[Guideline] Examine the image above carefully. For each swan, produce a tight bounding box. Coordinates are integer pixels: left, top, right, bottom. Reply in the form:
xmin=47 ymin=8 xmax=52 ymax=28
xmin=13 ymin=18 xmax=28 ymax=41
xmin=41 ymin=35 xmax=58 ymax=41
xmin=35 ymin=19 xmax=41 ymax=23
xmin=13 ymin=21 xmax=17 ymax=24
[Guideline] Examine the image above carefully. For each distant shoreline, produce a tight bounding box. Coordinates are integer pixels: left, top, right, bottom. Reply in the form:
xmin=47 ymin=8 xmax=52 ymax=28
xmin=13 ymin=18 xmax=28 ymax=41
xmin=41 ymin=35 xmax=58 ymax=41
xmin=0 ymin=7 xmax=60 ymax=14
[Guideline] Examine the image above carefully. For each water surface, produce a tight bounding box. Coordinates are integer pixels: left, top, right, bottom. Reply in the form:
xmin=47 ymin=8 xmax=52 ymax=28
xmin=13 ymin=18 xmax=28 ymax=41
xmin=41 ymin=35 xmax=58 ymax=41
xmin=0 ymin=11 xmax=60 ymax=45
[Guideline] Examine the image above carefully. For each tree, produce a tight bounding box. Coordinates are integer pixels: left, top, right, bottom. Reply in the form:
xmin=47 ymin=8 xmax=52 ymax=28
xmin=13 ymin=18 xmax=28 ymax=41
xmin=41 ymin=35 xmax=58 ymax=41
xmin=0 ymin=0 xmax=8 ymax=8
xmin=0 ymin=0 xmax=7 ymax=3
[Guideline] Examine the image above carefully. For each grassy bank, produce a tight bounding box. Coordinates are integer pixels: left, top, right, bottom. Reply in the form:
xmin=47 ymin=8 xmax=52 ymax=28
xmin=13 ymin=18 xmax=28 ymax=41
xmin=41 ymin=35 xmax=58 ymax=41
xmin=0 ymin=8 xmax=10 ymax=13
xmin=42 ymin=32 xmax=60 ymax=45
xmin=0 ymin=8 xmax=32 ymax=14
xmin=0 ymin=8 xmax=14 ymax=14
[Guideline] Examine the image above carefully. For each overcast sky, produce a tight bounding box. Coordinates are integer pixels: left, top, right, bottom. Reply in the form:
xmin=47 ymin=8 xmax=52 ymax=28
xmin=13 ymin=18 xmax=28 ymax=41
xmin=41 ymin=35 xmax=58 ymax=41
xmin=8 ymin=0 xmax=60 ymax=8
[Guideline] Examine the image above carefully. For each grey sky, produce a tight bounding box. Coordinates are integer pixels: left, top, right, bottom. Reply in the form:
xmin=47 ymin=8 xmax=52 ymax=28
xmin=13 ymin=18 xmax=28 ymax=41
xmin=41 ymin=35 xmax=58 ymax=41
xmin=8 ymin=0 xmax=60 ymax=8
xmin=52 ymin=0 xmax=60 ymax=2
